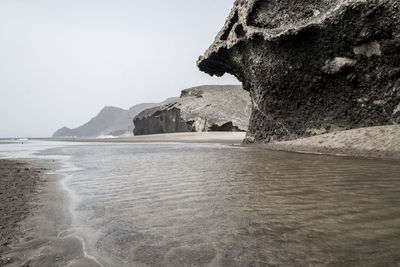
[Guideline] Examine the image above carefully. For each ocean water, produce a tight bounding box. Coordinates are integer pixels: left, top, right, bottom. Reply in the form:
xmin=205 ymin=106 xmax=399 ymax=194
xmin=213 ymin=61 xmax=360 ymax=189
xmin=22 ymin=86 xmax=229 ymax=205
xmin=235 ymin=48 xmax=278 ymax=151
xmin=1 ymin=141 xmax=400 ymax=266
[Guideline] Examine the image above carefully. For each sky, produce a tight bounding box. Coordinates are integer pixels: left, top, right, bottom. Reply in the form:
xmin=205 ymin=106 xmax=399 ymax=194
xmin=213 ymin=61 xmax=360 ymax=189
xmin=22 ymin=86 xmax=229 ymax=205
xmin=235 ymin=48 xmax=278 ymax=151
xmin=0 ymin=0 xmax=238 ymax=138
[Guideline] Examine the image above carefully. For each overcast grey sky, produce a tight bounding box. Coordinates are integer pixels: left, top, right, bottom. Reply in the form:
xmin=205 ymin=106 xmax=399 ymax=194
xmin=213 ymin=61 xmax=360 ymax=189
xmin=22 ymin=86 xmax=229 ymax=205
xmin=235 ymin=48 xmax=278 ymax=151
xmin=0 ymin=0 xmax=238 ymax=138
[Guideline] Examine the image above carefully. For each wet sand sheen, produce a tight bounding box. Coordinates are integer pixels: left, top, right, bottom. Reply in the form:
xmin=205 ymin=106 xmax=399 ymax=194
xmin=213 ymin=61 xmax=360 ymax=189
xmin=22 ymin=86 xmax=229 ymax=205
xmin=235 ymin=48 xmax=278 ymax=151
xmin=50 ymin=143 xmax=400 ymax=266
xmin=1 ymin=142 xmax=400 ymax=266
xmin=0 ymin=157 xmax=101 ymax=266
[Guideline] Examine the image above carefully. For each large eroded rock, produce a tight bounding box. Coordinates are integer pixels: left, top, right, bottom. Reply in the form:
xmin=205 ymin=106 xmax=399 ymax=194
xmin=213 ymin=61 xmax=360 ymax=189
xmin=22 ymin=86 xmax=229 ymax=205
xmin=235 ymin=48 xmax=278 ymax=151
xmin=133 ymin=85 xmax=251 ymax=135
xmin=198 ymin=0 xmax=400 ymax=143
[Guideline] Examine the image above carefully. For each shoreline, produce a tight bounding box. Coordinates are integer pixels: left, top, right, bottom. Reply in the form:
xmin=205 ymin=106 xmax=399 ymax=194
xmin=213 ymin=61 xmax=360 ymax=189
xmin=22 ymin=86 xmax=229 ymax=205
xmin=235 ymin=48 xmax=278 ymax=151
xmin=59 ymin=126 xmax=400 ymax=160
xmin=60 ymin=131 xmax=247 ymax=144
xmin=0 ymin=131 xmax=398 ymax=265
xmin=0 ymin=157 xmax=101 ymax=266
xmin=259 ymin=125 xmax=400 ymax=161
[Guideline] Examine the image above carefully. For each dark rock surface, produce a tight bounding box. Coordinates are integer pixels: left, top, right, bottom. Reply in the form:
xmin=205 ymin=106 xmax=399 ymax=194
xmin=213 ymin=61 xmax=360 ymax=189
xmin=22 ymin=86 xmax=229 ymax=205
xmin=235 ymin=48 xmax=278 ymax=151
xmin=53 ymin=98 xmax=177 ymax=138
xmin=198 ymin=0 xmax=400 ymax=143
xmin=133 ymin=85 xmax=251 ymax=135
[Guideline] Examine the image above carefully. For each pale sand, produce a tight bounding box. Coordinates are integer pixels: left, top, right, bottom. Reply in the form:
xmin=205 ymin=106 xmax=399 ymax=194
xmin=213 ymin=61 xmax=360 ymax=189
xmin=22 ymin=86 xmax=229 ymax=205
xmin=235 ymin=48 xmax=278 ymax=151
xmin=65 ymin=132 xmax=247 ymax=144
xmin=262 ymin=125 xmax=400 ymax=160
xmin=62 ymin=126 xmax=399 ymax=160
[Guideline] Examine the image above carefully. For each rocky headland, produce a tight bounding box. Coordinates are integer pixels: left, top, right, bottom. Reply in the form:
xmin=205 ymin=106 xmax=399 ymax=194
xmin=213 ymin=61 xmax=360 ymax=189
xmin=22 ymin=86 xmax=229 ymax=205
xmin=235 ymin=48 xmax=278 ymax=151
xmin=53 ymin=98 xmax=176 ymax=138
xmin=133 ymin=85 xmax=251 ymax=135
xmin=198 ymin=0 xmax=400 ymax=143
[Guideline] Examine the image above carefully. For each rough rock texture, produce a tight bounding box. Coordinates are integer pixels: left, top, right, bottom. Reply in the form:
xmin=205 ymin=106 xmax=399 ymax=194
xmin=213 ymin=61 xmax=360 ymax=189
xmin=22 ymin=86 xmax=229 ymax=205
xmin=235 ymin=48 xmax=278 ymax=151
xmin=53 ymin=98 xmax=177 ymax=137
xmin=133 ymin=85 xmax=251 ymax=135
xmin=198 ymin=0 xmax=400 ymax=143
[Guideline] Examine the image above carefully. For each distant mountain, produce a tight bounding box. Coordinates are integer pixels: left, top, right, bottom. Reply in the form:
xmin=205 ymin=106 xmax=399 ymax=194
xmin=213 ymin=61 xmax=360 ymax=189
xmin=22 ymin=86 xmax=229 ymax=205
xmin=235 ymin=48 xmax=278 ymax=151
xmin=53 ymin=98 xmax=177 ymax=138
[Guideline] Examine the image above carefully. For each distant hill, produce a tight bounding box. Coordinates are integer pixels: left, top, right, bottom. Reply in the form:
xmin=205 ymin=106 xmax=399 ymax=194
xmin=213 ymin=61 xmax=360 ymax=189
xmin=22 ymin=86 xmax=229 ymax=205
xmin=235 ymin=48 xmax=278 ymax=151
xmin=53 ymin=98 xmax=177 ymax=138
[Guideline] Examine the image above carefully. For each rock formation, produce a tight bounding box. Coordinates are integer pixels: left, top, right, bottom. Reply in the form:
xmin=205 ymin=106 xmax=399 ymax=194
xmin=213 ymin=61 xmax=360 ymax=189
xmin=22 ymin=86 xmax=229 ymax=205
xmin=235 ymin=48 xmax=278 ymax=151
xmin=53 ymin=98 xmax=177 ymax=138
xmin=133 ymin=85 xmax=251 ymax=135
xmin=198 ymin=0 xmax=400 ymax=143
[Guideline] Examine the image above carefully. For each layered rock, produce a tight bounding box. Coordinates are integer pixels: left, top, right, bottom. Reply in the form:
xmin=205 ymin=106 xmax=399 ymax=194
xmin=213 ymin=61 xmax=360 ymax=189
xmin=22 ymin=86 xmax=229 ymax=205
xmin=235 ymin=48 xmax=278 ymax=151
xmin=53 ymin=98 xmax=177 ymax=138
xmin=133 ymin=85 xmax=251 ymax=135
xmin=198 ymin=0 xmax=400 ymax=143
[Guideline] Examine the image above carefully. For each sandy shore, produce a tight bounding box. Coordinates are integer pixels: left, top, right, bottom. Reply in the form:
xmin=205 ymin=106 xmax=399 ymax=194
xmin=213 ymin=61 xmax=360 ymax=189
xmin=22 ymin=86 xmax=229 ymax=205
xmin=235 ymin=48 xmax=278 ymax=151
xmin=0 ymin=158 xmax=100 ymax=266
xmin=0 ymin=127 xmax=398 ymax=265
xmin=262 ymin=125 xmax=400 ymax=160
xmin=0 ymin=160 xmax=45 ymax=264
xmin=0 ymin=160 xmax=44 ymax=247
xmin=63 ymin=127 xmax=400 ymax=160
xmin=65 ymin=131 xmax=247 ymax=144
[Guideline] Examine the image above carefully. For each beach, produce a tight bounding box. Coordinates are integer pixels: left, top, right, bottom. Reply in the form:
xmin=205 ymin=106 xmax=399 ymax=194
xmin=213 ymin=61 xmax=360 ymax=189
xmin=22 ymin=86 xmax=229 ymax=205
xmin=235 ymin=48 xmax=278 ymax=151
xmin=63 ymin=126 xmax=400 ymax=160
xmin=0 ymin=153 xmax=100 ymax=266
xmin=262 ymin=125 xmax=400 ymax=160
xmin=65 ymin=131 xmax=246 ymax=144
xmin=1 ymin=0 xmax=399 ymax=264
xmin=1 ymin=127 xmax=400 ymax=265
xmin=0 ymin=159 xmax=44 ymax=265
xmin=0 ymin=139 xmax=399 ymax=266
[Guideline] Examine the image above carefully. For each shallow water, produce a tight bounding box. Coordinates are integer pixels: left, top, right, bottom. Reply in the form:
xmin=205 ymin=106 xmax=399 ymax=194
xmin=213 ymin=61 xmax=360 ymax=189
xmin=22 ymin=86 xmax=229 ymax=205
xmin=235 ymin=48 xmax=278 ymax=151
xmin=2 ymin=141 xmax=400 ymax=266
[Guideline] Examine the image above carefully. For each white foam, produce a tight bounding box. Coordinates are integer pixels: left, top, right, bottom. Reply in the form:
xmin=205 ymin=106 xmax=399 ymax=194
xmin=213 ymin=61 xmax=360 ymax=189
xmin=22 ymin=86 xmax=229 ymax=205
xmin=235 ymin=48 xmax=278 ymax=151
xmin=96 ymin=135 xmax=118 ymax=139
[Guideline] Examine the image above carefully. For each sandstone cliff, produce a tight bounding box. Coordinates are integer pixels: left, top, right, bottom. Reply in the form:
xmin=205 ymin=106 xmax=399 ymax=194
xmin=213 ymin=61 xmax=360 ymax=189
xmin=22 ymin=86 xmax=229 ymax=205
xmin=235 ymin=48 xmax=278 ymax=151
xmin=53 ymin=98 xmax=177 ymax=138
xmin=133 ymin=85 xmax=251 ymax=135
xmin=198 ymin=0 xmax=400 ymax=143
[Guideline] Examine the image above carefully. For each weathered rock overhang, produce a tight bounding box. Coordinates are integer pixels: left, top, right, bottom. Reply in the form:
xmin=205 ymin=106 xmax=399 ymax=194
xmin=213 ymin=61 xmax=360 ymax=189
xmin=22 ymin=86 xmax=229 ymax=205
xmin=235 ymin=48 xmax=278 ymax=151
xmin=198 ymin=0 xmax=400 ymax=143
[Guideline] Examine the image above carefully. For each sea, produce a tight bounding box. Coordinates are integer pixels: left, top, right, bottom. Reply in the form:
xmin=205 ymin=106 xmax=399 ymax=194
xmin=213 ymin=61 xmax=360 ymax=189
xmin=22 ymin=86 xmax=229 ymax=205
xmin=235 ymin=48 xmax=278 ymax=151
xmin=0 ymin=140 xmax=399 ymax=266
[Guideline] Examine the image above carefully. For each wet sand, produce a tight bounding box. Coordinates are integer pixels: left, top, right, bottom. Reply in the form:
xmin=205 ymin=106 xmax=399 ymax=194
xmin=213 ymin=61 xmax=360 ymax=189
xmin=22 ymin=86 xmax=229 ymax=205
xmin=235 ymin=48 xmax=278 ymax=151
xmin=262 ymin=125 xmax=400 ymax=160
xmin=1 ymin=136 xmax=399 ymax=265
xmin=0 ymin=158 xmax=100 ymax=266
xmin=31 ymin=141 xmax=400 ymax=266
xmin=0 ymin=159 xmax=44 ymax=263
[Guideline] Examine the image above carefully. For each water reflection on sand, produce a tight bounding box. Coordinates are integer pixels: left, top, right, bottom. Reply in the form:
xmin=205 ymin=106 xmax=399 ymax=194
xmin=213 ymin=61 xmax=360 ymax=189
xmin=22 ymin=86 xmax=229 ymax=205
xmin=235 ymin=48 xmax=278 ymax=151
xmin=45 ymin=143 xmax=400 ymax=266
